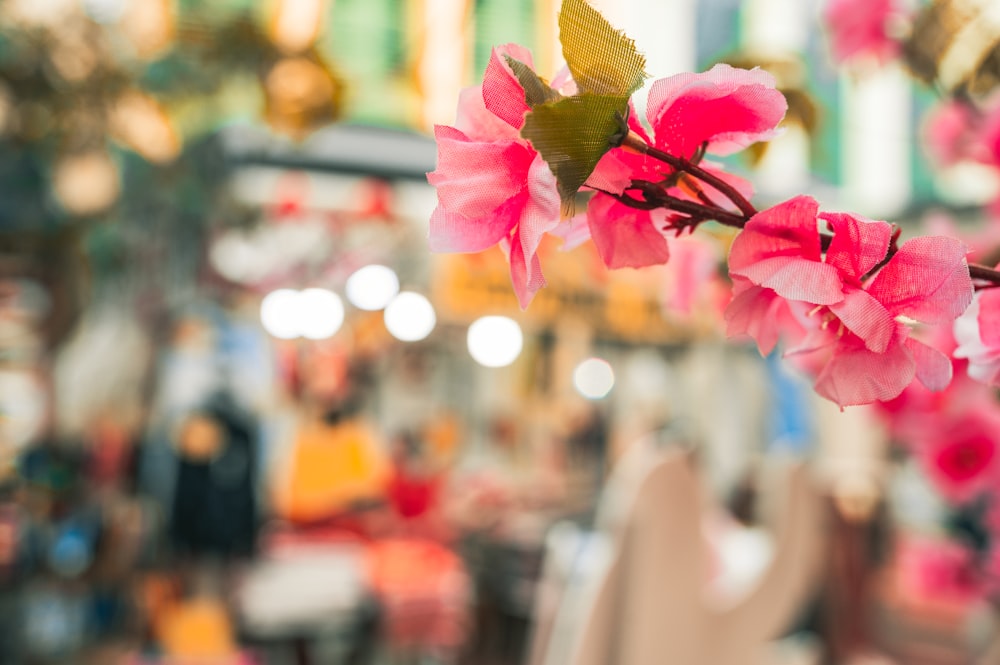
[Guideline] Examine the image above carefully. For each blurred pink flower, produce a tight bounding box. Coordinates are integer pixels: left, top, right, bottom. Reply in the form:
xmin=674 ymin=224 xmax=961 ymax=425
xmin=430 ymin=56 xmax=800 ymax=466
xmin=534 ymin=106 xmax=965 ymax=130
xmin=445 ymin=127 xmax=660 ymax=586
xmin=427 ymin=45 xmax=561 ymax=308
xmin=954 ymin=287 xmax=1000 ymax=386
xmin=823 ymin=0 xmax=901 ymax=65
xmin=896 ymin=536 xmax=984 ymax=605
xmin=924 ymin=101 xmax=979 ymax=168
xmin=662 ymin=235 xmax=722 ymax=318
xmin=877 ymin=323 xmax=1000 ymax=503
xmin=877 ymin=326 xmax=997 ymax=448
xmin=915 ymin=407 xmax=1000 ymax=503
xmin=727 ymin=195 xmax=973 ymax=407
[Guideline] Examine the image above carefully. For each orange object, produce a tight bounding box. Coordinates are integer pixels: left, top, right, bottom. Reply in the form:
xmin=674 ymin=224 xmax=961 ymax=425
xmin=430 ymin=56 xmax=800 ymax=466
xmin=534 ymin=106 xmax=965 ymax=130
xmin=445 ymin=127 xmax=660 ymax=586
xmin=273 ymin=419 xmax=390 ymax=523
xmin=156 ymin=597 xmax=237 ymax=661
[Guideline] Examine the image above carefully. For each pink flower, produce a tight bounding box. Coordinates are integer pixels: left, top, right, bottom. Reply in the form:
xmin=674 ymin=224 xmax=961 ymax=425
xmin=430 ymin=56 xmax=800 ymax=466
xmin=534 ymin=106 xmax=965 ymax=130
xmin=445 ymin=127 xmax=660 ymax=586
xmin=583 ymin=65 xmax=784 ymax=270
xmin=954 ymin=287 xmax=1000 ymax=386
xmin=823 ymin=0 xmax=901 ymax=65
xmin=646 ymin=64 xmax=788 ymax=160
xmin=427 ymin=45 xmax=561 ymax=308
xmin=914 ymin=407 xmax=1000 ymax=503
xmin=583 ymin=114 xmax=672 ymax=269
xmin=726 ymin=195 xmax=973 ymax=407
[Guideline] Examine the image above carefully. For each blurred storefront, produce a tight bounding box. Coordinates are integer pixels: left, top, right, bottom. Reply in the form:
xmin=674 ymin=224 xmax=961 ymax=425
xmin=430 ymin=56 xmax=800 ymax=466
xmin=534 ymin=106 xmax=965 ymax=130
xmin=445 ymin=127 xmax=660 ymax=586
xmin=0 ymin=0 xmax=998 ymax=664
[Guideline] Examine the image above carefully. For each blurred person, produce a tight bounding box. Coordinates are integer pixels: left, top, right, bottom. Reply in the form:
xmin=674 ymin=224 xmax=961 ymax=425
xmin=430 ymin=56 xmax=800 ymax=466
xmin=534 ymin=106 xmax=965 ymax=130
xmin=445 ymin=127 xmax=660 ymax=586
xmin=169 ymin=393 xmax=258 ymax=560
xmin=270 ymin=394 xmax=390 ymax=532
xmin=385 ymin=429 xmax=453 ymax=542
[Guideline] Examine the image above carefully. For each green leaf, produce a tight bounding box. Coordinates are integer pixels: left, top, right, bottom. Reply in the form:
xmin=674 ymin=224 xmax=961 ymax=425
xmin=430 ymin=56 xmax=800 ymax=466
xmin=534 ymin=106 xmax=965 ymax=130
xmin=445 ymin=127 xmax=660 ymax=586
xmin=504 ymin=56 xmax=563 ymax=107
xmin=558 ymin=0 xmax=647 ymax=97
xmin=521 ymin=93 xmax=627 ymax=214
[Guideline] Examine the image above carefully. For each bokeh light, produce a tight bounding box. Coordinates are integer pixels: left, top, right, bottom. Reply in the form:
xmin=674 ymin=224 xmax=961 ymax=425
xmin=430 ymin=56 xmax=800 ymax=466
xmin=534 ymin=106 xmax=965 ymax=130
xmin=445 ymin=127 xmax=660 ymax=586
xmin=573 ymin=357 xmax=615 ymax=399
xmin=260 ymin=289 xmax=302 ymax=339
xmin=467 ymin=316 xmax=523 ymax=368
xmin=297 ymin=288 xmax=344 ymax=340
xmin=260 ymin=288 xmax=344 ymax=340
xmin=383 ymin=291 xmax=435 ymax=342
xmin=345 ymin=264 xmax=399 ymax=311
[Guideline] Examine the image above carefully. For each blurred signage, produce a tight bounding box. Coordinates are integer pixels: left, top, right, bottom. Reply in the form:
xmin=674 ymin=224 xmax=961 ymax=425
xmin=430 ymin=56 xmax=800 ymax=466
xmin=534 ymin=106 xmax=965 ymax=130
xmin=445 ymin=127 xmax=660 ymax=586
xmin=432 ymin=239 xmax=685 ymax=344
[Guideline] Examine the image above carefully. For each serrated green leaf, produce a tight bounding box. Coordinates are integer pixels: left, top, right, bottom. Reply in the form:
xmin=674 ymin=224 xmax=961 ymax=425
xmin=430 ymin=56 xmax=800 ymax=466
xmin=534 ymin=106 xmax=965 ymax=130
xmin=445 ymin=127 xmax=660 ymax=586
xmin=558 ymin=0 xmax=647 ymax=97
xmin=504 ymin=56 xmax=563 ymax=107
xmin=521 ymin=93 xmax=628 ymax=213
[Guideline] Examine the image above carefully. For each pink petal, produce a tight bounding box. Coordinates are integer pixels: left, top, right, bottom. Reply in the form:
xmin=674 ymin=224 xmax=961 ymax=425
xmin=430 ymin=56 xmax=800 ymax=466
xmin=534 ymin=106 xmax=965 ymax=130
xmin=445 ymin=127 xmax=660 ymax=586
xmin=828 ymin=289 xmax=895 ymax=353
xmin=735 ymin=256 xmax=844 ymax=305
xmin=455 ymin=86 xmax=520 ymax=142
xmin=814 ymin=337 xmax=916 ymax=407
xmin=905 ymin=337 xmax=953 ymax=392
xmin=647 ymin=64 xmax=787 ymax=159
xmin=428 ymin=202 xmax=517 ymax=253
xmin=586 ymin=150 xmax=639 ymax=196
xmin=502 ymin=233 xmax=546 ymax=309
xmin=482 ymin=44 xmax=536 ymax=130
xmin=495 ymin=155 xmax=561 ymax=309
xmin=549 ymin=65 xmax=577 ymax=95
xmin=784 ymin=325 xmax=838 ymax=357
xmin=977 ymin=287 xmax=1000 ymax=348
xmin=516 ymin=154 xmax=562 ymax=264
xmin=866 ymin=235 xmax=973 ymax=323
xmin=725 ymin=280 xmax=806 ymax=355
xmin=820 ymin=211 xmax=893 ymax=285
xmin=587 ymin=104 xmax=661 ymax=194
xmin=586 ymin=192 xmax=670 ymax=269
xmin=427 ymin=126 xmax=535 ymax=219
xmin=728 ymin=196 xmax=824 ymax=270
xmin=550 ymin=212 xmax=591 ymax=250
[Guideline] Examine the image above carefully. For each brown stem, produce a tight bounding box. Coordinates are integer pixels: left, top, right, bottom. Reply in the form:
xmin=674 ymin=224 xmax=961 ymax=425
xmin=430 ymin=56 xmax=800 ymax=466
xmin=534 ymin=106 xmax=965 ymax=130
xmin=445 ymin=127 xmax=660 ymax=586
xmin=620 ymin=131 xmax=758 ymax=219
xmin=970 ymin=263 xmax=1000 ymax=285
xmin=598 ymin=184 xmax=747 ymax=230
xmin=646 ymin=190 xmax=748 ymax=229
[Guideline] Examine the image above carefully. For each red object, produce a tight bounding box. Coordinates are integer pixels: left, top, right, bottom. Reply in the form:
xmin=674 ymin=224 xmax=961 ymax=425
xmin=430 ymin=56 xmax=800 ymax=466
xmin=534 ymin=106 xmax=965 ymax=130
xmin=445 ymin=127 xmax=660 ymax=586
xmin=368 ymin=539 xmax=470 ymax=651
xmin=387 ymin=470 xmax=440 ymax=519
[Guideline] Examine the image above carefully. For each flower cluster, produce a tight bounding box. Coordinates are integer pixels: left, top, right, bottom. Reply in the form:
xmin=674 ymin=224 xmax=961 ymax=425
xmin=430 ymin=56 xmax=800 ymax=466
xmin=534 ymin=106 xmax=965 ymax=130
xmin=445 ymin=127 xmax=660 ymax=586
xmin=727 ymin=196 xmax=971 ymax=406
xmin=426 ymin=0 xmax=986 ymax=410
xmin=426 ymin=0 xmax=1000 ymax=604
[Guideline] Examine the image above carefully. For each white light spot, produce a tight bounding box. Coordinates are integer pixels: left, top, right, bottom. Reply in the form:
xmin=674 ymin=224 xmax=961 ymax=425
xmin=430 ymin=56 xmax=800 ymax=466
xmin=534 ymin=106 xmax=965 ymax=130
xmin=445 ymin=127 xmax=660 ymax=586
xmin=298 ymin=288 xmax=344 ymax=339
xmin=574 ymin=357 xmax=615 ymax=399
xmin=467 ymin=316 xmax=523 ymax=368
xmin=345 ymin=264 xmax=399 ymax=311
xmin=260 ymin=289 xmax=302 ymax=339
xmin=384 ymin=292 xmax=436 ymax=342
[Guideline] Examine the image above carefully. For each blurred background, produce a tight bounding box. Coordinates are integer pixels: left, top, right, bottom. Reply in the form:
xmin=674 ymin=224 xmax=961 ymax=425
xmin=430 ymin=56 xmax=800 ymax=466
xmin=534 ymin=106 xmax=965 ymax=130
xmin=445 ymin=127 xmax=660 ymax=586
xmin=1 ymin=0 xmax=999 ymax=663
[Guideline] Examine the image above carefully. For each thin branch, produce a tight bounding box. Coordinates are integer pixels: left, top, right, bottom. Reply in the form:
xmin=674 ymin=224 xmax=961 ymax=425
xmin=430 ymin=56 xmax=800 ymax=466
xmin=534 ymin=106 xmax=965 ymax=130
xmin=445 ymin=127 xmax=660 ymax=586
xmin=620 ymin=131 xmax=758 ymax=219
xmin=594 ymin=183 xmax=747 ymax=229
xmin=970 ymin=263 xmax=1000 ymax=285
